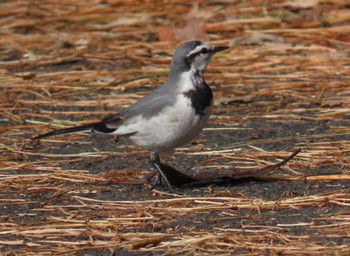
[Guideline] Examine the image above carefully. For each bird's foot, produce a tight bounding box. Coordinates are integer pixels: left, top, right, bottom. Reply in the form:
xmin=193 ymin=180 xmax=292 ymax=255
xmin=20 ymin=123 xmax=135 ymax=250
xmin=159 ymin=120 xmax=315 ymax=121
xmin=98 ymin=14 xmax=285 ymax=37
xmin=145 ymin=172 xmax=163 ymax=190
xmin=148 ymin=153 xmax=197 ymax=191
xmin=147 ymin=163 xmax=196 ymax=191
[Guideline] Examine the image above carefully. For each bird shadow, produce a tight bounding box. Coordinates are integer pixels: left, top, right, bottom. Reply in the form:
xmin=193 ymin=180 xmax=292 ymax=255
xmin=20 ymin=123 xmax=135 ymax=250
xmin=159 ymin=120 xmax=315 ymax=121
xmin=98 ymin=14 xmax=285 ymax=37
xmin=159 ymin=148 xmax=302 ymax=189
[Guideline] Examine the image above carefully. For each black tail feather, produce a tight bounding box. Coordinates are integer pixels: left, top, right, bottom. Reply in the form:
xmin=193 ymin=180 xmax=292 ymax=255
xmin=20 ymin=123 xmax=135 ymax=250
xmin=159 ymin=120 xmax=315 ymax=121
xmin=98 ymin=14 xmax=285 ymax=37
xmin=33 ymin=123 xmax=96 ymax=140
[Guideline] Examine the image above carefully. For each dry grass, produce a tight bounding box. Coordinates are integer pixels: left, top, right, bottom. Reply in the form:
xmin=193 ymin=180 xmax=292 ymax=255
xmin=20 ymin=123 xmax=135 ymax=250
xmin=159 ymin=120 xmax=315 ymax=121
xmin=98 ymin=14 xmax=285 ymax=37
xmin=1 ymin=0 xmax=350 ymax=255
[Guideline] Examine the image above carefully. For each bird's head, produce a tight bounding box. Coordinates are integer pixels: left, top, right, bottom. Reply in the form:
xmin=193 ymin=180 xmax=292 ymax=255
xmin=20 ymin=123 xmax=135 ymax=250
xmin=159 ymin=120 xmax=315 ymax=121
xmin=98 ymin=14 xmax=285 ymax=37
xmin=170 ymin=40 xmax=228 ymax=76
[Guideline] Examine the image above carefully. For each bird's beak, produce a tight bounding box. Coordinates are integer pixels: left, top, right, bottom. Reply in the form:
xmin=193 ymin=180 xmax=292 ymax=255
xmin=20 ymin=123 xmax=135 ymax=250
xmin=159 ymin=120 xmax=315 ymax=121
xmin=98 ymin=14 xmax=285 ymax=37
xmin=212 ymin=45 xmax=229 ymax=53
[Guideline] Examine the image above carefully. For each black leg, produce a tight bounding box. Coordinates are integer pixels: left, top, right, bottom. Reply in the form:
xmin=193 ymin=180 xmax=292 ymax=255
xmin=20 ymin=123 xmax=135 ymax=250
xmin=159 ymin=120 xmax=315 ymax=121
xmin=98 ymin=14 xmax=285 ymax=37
xmin=150 ymin=153 xmax=175 ymax=191
xmin=145 ymin=171 xmax=162 ymax=190
xmin=148 ymin=173 xmax=162 ymax=190
xmin=145 ymin=171 xmax=158 ymax=182
xmin=113 ymin=135 xmax=119 ymax=144
xmin=148 ymin=152 xmax=197 ymax=190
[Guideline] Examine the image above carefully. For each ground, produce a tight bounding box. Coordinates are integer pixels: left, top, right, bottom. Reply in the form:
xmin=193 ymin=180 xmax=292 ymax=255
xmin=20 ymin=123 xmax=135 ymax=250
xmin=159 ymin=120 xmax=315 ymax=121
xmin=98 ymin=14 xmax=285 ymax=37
xmin=1 ymin=0 xmax=350 ymax=255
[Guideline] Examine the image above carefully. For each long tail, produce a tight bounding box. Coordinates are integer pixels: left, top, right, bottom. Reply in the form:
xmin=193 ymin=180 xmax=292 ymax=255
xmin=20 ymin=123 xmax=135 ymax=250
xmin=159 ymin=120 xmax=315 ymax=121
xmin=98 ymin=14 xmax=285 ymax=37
xmin=33 ymin=122 xmax=116 ymax=140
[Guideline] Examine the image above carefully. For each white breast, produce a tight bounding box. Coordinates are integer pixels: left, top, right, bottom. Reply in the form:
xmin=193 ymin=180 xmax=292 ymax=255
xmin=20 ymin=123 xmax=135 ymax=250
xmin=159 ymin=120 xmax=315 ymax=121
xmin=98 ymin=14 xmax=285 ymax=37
xmin=115 ymin=94 xmax=212 ymax=153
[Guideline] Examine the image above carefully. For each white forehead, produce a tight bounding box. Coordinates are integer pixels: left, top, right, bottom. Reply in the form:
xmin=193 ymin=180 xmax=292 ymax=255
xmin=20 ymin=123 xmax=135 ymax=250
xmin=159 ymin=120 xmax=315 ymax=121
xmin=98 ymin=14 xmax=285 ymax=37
xmin=186 ymin=42 xmax=213 ymax=57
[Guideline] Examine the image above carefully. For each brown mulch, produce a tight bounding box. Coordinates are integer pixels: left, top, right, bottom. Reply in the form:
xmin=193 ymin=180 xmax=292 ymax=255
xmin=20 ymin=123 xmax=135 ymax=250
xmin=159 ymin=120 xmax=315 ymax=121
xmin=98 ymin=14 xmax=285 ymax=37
xmin=1 ymin=0 xmax=350 ymax=255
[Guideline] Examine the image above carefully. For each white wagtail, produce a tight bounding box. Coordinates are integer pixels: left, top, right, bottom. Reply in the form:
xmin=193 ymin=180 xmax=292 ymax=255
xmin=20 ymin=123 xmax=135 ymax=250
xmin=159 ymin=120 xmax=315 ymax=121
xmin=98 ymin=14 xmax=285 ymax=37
xmin=34 ymin=40 xmax=229 ymax=189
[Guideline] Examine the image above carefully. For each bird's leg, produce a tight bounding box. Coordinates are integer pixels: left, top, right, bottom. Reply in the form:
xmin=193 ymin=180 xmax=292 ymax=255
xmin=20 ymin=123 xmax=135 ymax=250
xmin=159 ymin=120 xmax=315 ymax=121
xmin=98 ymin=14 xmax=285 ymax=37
xmin=145 ymin=171 xmax=162 ymax=189
xmin=113 ymin=135 xmax=119 ymax=144
xmin=145 ymin=171 xmax=158 ymax=181
xmin=147 ymin=173 xmax=162 ymax=190
xmin=150 ymin=152 xmax=175 ymax=191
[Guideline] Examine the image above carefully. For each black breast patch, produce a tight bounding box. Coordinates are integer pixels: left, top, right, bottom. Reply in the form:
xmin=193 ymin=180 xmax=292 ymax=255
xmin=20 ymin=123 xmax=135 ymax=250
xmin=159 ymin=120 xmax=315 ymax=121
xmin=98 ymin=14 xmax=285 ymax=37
xmin=183 ymin=82 xmax=213 ymax=117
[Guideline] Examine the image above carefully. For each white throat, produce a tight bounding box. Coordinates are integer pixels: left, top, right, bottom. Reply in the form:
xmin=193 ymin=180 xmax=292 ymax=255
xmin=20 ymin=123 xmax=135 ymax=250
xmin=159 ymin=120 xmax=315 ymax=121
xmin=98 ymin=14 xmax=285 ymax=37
xmin=178 ymin=66 xmax=204 ymax=93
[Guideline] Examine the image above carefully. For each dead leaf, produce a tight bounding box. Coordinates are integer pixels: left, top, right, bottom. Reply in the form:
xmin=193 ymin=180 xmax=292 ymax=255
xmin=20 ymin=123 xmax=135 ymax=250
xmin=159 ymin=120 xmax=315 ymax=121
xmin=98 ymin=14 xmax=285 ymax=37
xmin=286 ymin=9 xmax=323 ymax=26
xmin=157 ymin=26 xmax=176 ymax=42
xmin=230 ymin=33 xmax=285 ymax=46
xmin=158 ymin=3 xmax=209 ymax=42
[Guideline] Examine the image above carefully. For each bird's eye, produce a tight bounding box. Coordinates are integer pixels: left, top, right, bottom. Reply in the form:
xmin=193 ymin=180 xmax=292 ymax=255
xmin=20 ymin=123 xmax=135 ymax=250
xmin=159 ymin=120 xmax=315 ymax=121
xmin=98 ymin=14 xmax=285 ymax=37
xmin=200 ymin=48 xmax=208 ymax=54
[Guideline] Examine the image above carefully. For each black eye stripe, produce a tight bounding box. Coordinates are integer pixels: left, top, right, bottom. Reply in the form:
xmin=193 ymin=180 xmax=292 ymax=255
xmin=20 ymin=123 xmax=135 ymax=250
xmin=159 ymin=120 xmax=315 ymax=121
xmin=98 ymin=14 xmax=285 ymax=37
xmin=187 ymin=48 xmax=210 ymax=59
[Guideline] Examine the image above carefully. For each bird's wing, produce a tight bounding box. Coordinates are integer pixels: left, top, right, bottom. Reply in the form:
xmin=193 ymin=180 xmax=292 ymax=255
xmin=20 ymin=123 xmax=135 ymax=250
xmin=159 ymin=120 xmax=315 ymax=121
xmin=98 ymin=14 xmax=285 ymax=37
xmin=103 ymin=89 xmax=176 ymax=129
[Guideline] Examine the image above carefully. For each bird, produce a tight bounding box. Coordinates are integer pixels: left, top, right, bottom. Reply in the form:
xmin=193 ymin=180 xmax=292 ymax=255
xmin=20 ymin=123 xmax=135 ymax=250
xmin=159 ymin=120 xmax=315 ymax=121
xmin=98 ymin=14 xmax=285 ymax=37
xmin=33 ymin=40 xmax=229 ymax=190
